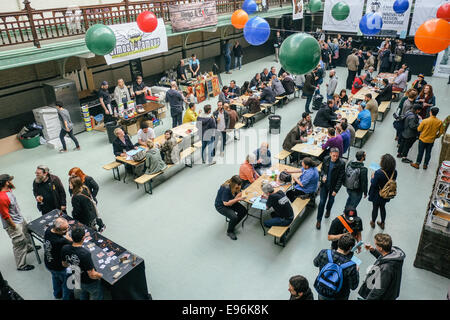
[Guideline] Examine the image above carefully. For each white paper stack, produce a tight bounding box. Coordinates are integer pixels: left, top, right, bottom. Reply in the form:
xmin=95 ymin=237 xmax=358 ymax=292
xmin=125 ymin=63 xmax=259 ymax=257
xmin=33 ymin=106 xmax=62 ymax=140
xmin=150 ymin=86 xmax=170 ymax=100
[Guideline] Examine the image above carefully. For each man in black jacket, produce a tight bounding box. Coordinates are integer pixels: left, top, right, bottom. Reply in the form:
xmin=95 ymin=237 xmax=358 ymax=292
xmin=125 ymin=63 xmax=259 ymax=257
xmin=228 ymin=80 xmax=241 ymax=98
xmin=33 ymin=166 xmax=66 ymax=215
xmin=358 ymin=233 xmax=406 ymax=300
xmin=282 ymin=121 xmax=308 ymax=163
xmin=316 ymin=148 xmax=345 ymax=229
xmin=344 ymin=150 xmax=368 ymax=209
xmin=259 ymin=82 xmax=276 ymax=104
xmin=260 ymin=68 xmax=270 ymax=82
xmin=302 ymin=71 xmax=317 ymax=113
xmin=281 ymin=73 xmax=296 ymax=95
xmin=313 ymin=100 xmax=338 ymax=128
xmin=375 ymin=79 xmax=393 ymax=104
xmin=289 ymin=275 xmax=314 ymax=300
xmin=397 ymin=104 xmax=421 ymax=163
xmin=165 ymin=81 xmax=186 ymax=128
xmin=250 ymin=73 xmax=262 ymax=89
xmin=196 ymin=104 xmax=217 ymax=165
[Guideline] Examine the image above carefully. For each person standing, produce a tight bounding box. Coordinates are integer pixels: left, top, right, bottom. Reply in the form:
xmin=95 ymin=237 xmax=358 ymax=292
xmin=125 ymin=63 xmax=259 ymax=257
xmin=346 ymin=49 xmax=359 ymax=90
xmin=196 ymin=104 xmax=217 ymax=165
xmin=274 ymin=31 xmax=283 ymax=62
xmin=113 ymin=78 xmax=131 ymax=112
xmin=397 ymin=105 xmax=421 ymax=164
xmin=130 ymin=75 xmax=149 ymax=106
xmin=56 ymin=102 xmax=80 ymax=153
xmin=288 ymin=275 xmax=314 ymax=300
xmin=0 ymin=174 xmax=37 ymax=271
xmin=214 ymin=175 xmax=248 ymax=240
xmin=411 ymin=107 xmax=444 ymax=170
xmin=369 ymin=154 xmax=397 ymax=230
xmin=358 ymin=233 xmax=406 ymax=300
xmin=316 ymin=148 xmax=345 ymax=230
xmin=313 ymin=233 xmax=359 ymax=300
xmin=188 ymin=54 xmax=200 ymax=78
xmin=379 ymin=44 xmax=392 ymax=73
xmin=326 ymin=70 xmax=338 ymax=100
xmin=61 ymin=226 xmax=103 ymax=300
xmin=182 ymin=102 xmax=198 ymax=124
xmin=69 ymin=176 xmax=98 ymax=230
xmin=344 ymin=151 xmax=368 ymax=209
xmin=364 ymin=51 xmax=375 ymax=70
xmin=364 ymin=93 xmax=378 ymax=124
xmin=44 ymin=217 xmax=73 ymax=300
xmin=233 ymin=40 xmax=243 ymax=70
xmin=411 ymin=74 xmax=427 ymax=92
xmin=303 ymin=71 xmax=317 ymax=114
xmin=176 ymin=59 xmax=188 ymax=83
xmin=356 ymin=50 xmax=365 ymax=76
xmin=165 ymin=81 xmax=186 ymax=128
xmin=98 ymin=81 xmax=114 ymax=121
xmin=392 ymin=40 xmax=405 ymax=72
xmin=224 ymin=40 xmax=232 ymax=74
xmin=213 ymin=101 xmax=230 ymax=157
xmin=321 ymin=43 xmax=332 ymax=71
xmin=33 ymin=165 xmax=66 ymax=215
xmin=416 ymin=84 xmax=435 ymax=119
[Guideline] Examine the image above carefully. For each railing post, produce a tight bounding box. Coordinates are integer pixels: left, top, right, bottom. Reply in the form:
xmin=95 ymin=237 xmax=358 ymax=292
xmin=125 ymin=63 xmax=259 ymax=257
xmin=123 ymin=0 xmax=130 ymax=23
xmin=23 ymin=0 xmax=40 ymax=48
xmin=233 ymin=0 xmax=237 ymax=12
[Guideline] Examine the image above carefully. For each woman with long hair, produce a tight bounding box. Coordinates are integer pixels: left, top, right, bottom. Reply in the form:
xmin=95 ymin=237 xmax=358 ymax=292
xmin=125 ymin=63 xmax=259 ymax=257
xmin=214 ymin=175 xmax=248 ymax=240
xmin=68 ymin=167 xmax=99 ymax=202
xmin=69 ymin=176 xmax=98 ymax=230
xmin=368 ymin=154 xmax=397 ymax=230
xmin=417 ymin=84 xmax=435 ymax=119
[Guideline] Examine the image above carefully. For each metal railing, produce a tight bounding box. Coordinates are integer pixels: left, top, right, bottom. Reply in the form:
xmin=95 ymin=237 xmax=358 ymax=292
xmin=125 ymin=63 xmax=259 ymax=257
xmin=0 ymin=0 xmax=289 ymax=48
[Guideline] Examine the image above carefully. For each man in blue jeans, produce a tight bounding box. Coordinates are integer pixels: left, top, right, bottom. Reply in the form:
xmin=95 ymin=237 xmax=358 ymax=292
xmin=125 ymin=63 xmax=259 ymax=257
xmin=165 ymin=81 xmax=186 ymax=128
xmin=44 ymin=217 xmax=73 ymax=299
xmin=224 ymin=40 xmax=232 ymax=74
xmin=262 ymin=184 xmax=293 ymax=228
xmin=196 ymin=104 xmax=217 ymax=166
xmin=316 ymin=148 xmax=346 ymax=230
xmin=344 ymin=151 xmax=368 ymax=209
xmin=61 ymin=226 xmax=103 ymax=300
xmin=302 ymin=71 xmax=317 ymax=113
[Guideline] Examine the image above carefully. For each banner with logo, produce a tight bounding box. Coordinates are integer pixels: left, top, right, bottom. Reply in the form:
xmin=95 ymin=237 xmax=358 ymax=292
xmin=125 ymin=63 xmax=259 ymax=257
xmin=169 ymin=1 xmax=218 ymax=33
xmin=104 ymin=19 xmax=168 ymax=65
xmin=293 ymin=0 xmax=304 ymax=20
xmin=365 ymin=0 xmax=412 ymax=37
xmin=410 ymin=0 xmax=449 ymax=36
xmin=433 ymin=46 xmax=450 ymax=78
xmin=322 ymin=0 xmax=365 ymax=33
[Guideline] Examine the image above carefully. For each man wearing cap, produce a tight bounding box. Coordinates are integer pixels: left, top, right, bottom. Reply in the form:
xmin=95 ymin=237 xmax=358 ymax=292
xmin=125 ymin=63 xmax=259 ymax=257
xmin=33 ymin=166 xmax=66 ymax=215
xmin=98 ymin=81 xmax=114 ymax=121
xmin=411 ymin=74 xmax=427 ymax=92
xmin=327 ymin=207 xmax=363 ymax=252
xmin=0 ymin=174 xmax=38 ymax=271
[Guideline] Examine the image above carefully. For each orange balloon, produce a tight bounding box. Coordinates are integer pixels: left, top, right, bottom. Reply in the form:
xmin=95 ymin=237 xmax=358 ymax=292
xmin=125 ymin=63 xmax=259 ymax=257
xmin=231 ymin=9 xmax=249 ymax=29
xmin=414 ymin=18 xmax=450 ymax=54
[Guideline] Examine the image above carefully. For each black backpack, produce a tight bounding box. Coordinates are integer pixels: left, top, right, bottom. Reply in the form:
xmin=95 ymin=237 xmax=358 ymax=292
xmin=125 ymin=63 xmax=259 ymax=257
xmin=313 ymin=94 xmax=323 ymax=110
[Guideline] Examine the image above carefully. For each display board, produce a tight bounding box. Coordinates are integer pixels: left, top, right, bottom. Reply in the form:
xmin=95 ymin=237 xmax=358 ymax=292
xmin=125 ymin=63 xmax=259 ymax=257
xmin=104 ymin=20 xmax=168 ymax=65
xmin=365 ymin=0 xmax=412 ymax=37
xmin=322 ymin=0 xmax=365 ymax=33
xmin=433 ymin=46 xmax=450 ymax=78
xmin=410 ymin=0 xmax=449 ymax=36
xmin=292 ymin=0 xmax=304 ymax=20
xmin=169 ymin=1 xmax=218 ymax=32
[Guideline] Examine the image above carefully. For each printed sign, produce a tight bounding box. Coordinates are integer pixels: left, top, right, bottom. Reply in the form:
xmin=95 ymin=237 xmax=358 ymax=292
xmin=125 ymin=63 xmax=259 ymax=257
xmin=410 ymin=0 xmax=449 ymax=36
xmin=169 ymin=1 xmax=218 ymax=32
xmin=322 ymin=0 xmax=365 ymax=33
xmin=293 ymin=0 xmax=304 ymax=20
xmin=104 ymin=19 xmax=168 ymax=65
xmin=365 ymin=0 xmax=412 ymax=37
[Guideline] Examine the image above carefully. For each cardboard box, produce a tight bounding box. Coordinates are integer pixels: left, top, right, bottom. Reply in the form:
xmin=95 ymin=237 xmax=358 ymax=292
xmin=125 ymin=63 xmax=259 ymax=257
xmin=125 ymin=122 xmax=138 ymax=136
xmin=157 ymin=112 xmax=166 ymax=120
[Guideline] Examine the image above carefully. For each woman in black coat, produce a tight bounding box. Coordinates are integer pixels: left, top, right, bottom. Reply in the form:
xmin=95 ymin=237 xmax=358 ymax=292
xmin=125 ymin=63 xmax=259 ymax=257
xmin=368 ymin=154 xmax=397 ymax=230
xmin=112 ymin=127 xmax=135 ymax=157
xmin=379 ymin=47 xmax=392 ymax=73
xmin=69 ymin=176 xmax=98 ymax=229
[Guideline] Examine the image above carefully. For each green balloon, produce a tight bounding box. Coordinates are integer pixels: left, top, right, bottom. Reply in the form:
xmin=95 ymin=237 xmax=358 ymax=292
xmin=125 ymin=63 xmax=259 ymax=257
xmin=309 ymin=0 xmax=322 ymax=13
xmin=279 ymin=33 xmax=321 ymax=75
xmin=85 ymin=24 xmax=116 ymax=56
xmin=332 ymin=2 xmax=350 ymax=21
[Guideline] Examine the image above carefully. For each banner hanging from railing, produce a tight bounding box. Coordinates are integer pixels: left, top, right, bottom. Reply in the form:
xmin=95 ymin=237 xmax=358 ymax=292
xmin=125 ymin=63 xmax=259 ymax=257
xmin=365 ymin=0 xmax=412 ymax=38
xmin=322 ymin=0 xmax=364 ymax=33
xmin=103 ymin=19 xmax=168 ymax=65
xmin=293 ymin=0 xmax=304 ymax=20
xmin=169 ymin=1 xmax=218 ymax=32
xmin=409 ymin=0 xmax=449 ymax=36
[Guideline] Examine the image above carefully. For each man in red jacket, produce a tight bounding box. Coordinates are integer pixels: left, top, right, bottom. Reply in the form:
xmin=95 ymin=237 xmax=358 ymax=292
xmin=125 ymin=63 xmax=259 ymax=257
xmin=351 ymin=74 xmax=367 ymax=95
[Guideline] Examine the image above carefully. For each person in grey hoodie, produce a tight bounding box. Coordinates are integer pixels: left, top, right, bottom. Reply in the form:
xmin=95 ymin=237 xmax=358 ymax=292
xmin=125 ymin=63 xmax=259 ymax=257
xmin=326 ymin=69 xmax=338 ymax=100
xmin=397 ymin=104 xmax=421 ymax=163
xmin=359 ymin=233 xmax=406 ymax=300
xmin=271 ymin=75 xmax=286 ymax=96
xmin=145 ymin=140 xmax=167 ymax=174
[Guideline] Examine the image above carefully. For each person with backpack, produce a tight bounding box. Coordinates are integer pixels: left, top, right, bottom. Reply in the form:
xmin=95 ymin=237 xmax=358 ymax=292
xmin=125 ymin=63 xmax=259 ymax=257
xmin=316 ymin=148 xmax=346 ymax=230
xmin=327 ymin=207 xmax=363 ymax=252
xmin=313 ymin=233 xmax=359 ymax=300
xmin=397 ymin=104 xmax=421 ymax=164
xmin=344 ymin=151 xmax=368 ymax=209
xmin=369 ymin=154 xmax=397 ymax=230
xmin=358 ymin=233 xmax=406 ymax=300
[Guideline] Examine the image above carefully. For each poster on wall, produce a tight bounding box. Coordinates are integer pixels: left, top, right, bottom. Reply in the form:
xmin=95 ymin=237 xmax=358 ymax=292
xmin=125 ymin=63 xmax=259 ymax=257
xmin=365 ymin=0 xmax=412 ymax=37
xmin=322 ymin=0 xmax=365 ymax=33
xmin=255 ymin=0 xmax=269 ymax=12
xmin=104 ymin=20 xmax=168 ymax=65
xmin=410 ymin=0 xmax=449 ymax=36
xmin=169 ymin=1 xmax=218 ymax=32
xmin=293 ymin=0 xmax=304 ymax=20
xmin=433 ymin=46 xmax=450 ymax=78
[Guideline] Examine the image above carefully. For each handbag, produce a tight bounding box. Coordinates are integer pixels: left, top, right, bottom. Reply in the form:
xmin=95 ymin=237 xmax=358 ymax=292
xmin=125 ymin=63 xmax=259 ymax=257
xmin=279 ymin=170 xmax=292 ymax=183
xmin=132 ymin=149 xmax=146 ymax=162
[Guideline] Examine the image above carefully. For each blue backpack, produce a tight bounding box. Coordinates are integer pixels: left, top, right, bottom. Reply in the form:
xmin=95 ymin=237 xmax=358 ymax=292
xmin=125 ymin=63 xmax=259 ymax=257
xmin=314 ymin=250 xmax=355 ymax=298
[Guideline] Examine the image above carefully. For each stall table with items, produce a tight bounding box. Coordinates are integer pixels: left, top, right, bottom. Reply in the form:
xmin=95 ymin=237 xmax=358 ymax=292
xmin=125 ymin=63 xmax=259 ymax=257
xmin=183 ymin=74 xmax=220 ymax=103
xmin=27 ymin=210 xmax=150 ymax=300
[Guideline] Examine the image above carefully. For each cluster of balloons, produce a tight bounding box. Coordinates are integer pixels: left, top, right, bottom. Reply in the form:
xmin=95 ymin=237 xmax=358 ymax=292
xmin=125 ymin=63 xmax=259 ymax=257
xmin=85 ymin=11 xmax=158 ymax=56
xmin=415 ymin=3 xmax=450 ymax=54
xmin=231 ymin=0 xmax=270 ymax=46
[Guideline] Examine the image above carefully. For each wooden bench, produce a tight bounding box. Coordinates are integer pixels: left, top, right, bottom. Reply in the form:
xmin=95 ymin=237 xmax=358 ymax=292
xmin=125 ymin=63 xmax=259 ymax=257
xmin=134 ymin=146 xmax=197 ymax=194
xmin=354 ymin=129 xmax=369 ymax=148
xmin=274 ymin=150 xmax=292 ymax=164
xmin=233 ymin=122 xmax=245 ymax=140
xmin=242 ymin=105 xmax=271 ymax=127
xmin=102 ymin=161 xmax=122 ymax=181
xmin=267 ymin=197 xmax=310 ymax=247
xmin=377 ymin=101 xmax=390 ymax=121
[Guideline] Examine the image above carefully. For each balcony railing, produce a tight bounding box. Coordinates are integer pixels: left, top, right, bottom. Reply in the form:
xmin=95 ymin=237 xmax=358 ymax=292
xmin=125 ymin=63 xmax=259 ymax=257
xmin=0 ymin=0 xmax=290 ymax=48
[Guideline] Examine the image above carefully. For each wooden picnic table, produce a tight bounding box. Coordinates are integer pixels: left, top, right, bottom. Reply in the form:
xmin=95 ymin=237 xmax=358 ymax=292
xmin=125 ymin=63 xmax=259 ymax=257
xmin=335 ymin=104 xmax=359 ymax=124
xmin=376 ymin=72 xmax=396 ymax=84
xmin=351 ymin=86 xmax=379 ymax=101
xmin=291 ymin=127 xmax=328 ymax=158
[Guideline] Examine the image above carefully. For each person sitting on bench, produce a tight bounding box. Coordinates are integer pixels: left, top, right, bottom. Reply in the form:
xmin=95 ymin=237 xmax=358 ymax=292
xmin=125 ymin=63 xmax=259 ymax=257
xmin=282 ymin=121 xmax=308 ymax=163
xmin=214 ymin=175 xmax=248 ymax=240
xmin=253 ymin=142 xmax=272 ymax=175
xmin=160 ymin=129 xmax=180 ymax=165
xmin=243 ymin=90 xmax=261 ymax=114
xmin=285 ymin=157 xmax=319 ymax=202
xmin=239 ymin=154 xmax=260 ymax=189
xmin=259 ymin=82 xmax=276 ymax=104
xmin=313 ymin=100 xmax=339 ymax=128
xmin=112 ymin=128 xmax=136 ymax=157
xmin=271 ymin=74 xmax=286 ymax=96
xmin=375 ymin=79 xmax=393 ymax=104
xmin=354 ymin=103 xmax=372 ymax=130
xmin=261 ymin=183 xmax=294 ymax=228
xmin=145 ymin=140 xmax=167 ymax=175
xmin=137 ymin=121 xmax=155 ymax=147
